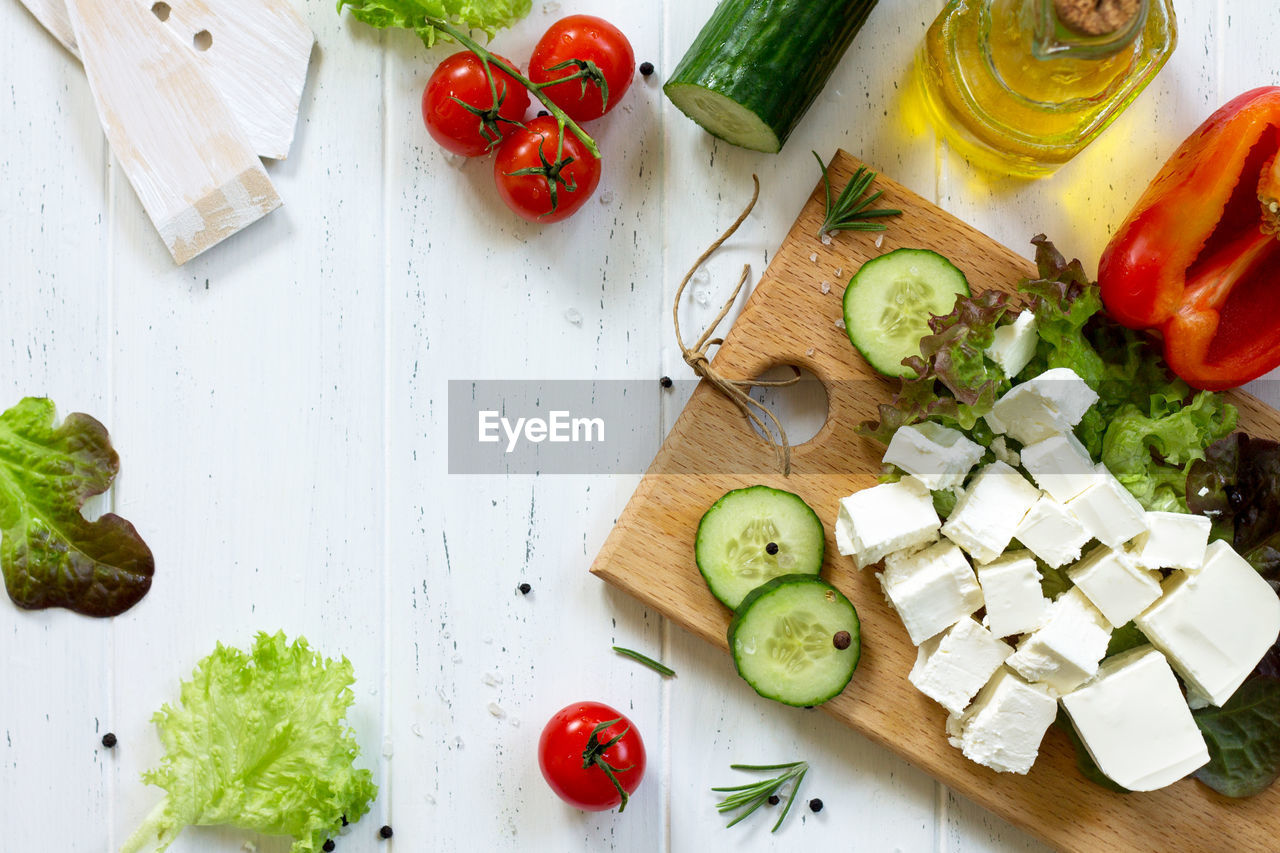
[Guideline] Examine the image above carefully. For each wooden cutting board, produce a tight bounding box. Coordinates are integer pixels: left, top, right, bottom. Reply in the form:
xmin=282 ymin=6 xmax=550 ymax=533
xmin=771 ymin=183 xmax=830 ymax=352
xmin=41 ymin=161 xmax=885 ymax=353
xmin=590 ymin=150 xmax=1280 ymax=853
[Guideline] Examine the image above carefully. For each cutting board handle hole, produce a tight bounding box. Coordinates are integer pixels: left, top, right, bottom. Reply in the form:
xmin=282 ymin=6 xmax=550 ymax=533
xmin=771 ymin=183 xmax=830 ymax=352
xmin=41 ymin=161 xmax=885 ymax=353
xmin=151 ymin=2 xmax=170 ymax=21
xmin=746 ymin=365 xmax=829 ymax=447
xmin=193 ymin=29 xmax=212 ymax=51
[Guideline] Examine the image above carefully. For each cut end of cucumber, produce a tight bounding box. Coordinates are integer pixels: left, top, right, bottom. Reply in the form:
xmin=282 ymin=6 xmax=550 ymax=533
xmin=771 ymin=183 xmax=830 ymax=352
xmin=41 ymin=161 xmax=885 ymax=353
xmin=842 ymin=248 xmax=971 ymax=378
xmin=696 ymin=486 xmax=825 ymax=610
xmin=664 ymin=83 xmax=781 ymax=153
xmin=729 ymin=575 xmax=861 ymax=707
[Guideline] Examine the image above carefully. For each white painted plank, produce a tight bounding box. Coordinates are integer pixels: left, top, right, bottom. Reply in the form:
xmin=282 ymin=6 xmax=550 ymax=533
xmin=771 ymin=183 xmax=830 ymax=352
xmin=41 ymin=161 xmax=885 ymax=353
xmin=0 ymin=1 xmax=113 ymax=849
xmin=379 ymin=1 xmax=667 ymax=849
xmin=99 ymin=2 xmax=388 ymax=849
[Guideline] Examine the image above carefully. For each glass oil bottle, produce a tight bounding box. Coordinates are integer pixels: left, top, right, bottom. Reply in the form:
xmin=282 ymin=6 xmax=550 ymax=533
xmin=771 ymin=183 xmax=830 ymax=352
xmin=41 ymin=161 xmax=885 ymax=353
xmin=917 ymin=0 xmax=1177 ymax=177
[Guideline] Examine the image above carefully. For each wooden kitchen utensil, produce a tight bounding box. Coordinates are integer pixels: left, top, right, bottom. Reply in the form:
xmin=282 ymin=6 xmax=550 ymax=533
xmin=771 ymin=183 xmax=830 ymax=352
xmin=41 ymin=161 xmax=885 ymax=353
xmin=17 ymin=0 xmax=313 ymax=160
xmin=65 ymin=0 xmax=281 ymax=264
xmin=590 ymin=150 xmax=1280 ymax=853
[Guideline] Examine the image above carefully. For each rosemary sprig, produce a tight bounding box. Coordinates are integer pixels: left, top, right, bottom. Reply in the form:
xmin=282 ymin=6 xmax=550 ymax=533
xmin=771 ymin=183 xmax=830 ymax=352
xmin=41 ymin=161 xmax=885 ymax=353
xmin=712 ymin=760 xmax=809 ymax=832
xmin=814 ymin=151 xmax=902 ymax=236
xmin=612 ymin=645 xmax=676 ymax=677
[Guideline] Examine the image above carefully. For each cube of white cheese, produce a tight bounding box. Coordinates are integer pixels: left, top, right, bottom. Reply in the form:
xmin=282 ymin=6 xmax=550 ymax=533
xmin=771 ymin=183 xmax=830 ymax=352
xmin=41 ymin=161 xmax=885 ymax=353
xmin=909 ymin=617 xmax=1012 ymax=715
xmin=940 ymin=461 xmax=1040 ymax=563
xmin=1014 ymin=494 xmax=1090 ymax=568
xmin=986 ymin=311 xmax=1039 ymax=378
xmin=835 ymin=476 xmax=940 ymax=569
xmin=1068 ymin=544 xmax=1163 ymax=628
xmin=1061 ymin=646 xmax=1209 ymax=792
xmin=1065 ymin=469 xmax=1148 ymax=548
xmin=1135 ymin=540 xmax=1280 ymax=706
xmin=1006 ymin=587 xmax=1113 ymax=695
xmin=948 ymin=667 xmax=1057 ymax=775
xmin=985 ymin=367 xmax=1099 ymax=445
xmin=880 ymin=541 xmax=984 ymax=645
xmin=883 ymin=422 xmax=985 ymax=491
xmin=1020 ymin=432 xmax=1100 ymax=503
xmin=976 ymin=551 xmax=1048 ymax=637
xmin=1130 ymin=511 xmax=1212 ymax=571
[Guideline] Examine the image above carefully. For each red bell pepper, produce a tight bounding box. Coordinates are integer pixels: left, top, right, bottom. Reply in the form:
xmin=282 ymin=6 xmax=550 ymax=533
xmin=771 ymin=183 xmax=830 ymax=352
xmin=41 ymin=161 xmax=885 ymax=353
xmin=1099 ymin=86 xmax=1280 ymax=390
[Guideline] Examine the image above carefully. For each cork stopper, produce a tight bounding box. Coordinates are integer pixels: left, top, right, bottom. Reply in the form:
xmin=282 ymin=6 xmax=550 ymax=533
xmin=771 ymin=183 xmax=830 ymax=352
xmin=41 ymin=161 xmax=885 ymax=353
xmin=1054 ymin=0 xmax=1141 ymax=36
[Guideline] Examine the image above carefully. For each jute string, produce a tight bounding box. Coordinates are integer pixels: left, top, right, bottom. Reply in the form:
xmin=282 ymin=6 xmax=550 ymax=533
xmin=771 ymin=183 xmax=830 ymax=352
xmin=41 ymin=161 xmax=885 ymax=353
xmin=672 ymin=175 xmax=800 ymax=476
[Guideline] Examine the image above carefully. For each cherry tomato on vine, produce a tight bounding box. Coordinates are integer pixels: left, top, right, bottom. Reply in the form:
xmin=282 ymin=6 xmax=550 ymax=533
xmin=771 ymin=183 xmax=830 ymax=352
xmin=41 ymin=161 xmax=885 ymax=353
xmin=493 ymin=116 xmax=602 ymax=223
xmin=422 ymin=51 xmax=530 ymax=157
xmin=538 ymin=701 xmax=646 ymax=812
xmin=528 ymin=15 xmax=635 ymax=123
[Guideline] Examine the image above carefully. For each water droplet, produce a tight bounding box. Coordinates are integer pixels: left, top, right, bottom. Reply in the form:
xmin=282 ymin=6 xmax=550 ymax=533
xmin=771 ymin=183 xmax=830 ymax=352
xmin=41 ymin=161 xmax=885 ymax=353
xmin=411 ymin=723 xmax=424 ymax=738
xmin=693 ymin=285 xmax=711 ymax=306
xmin=598 ymin=190 xmax=615 ymax=205
xmin=487 ymin=702 xmax=507 ymax=719
xmin=382 ymin=736 xmax=394 ymax=758
xmin=564 ymin=308 xmax=582 ymax=326
xmin=541 ymin=0 xmax=561 ymax=13
xmin=482 ymin=672 xmax=503 ymax=687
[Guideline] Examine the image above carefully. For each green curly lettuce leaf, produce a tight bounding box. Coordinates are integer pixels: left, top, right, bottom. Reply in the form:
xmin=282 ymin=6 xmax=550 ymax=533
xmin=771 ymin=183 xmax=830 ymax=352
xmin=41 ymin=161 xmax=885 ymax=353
xmin=0 ymin=397 xmax=153 ymax=616
xmin=337 ymin=0 xmax=531 ymax=46
xmin=1193 ymin=669 xmax=1280 ymax=798
xmin=121 ymin=633 xmax=377 ymax=853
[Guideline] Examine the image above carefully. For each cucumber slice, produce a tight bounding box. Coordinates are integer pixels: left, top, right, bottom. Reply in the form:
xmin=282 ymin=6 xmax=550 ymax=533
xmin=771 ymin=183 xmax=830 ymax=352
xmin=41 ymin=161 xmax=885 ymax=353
xmin=664 ymin=0 xmax=881 ymax=153
xmin=729 ymin=575 xmax=861 ymax=707
xmin=842 ymin=248 xmax=971 ymax=378
xmin=696 ymin=486 xmax=825 ymax=610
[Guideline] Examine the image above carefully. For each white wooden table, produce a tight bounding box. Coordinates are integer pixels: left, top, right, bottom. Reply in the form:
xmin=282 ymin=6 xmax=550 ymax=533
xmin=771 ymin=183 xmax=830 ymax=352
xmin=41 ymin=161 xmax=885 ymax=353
xmin=3 ymin=1 xmax=1277 ymax=850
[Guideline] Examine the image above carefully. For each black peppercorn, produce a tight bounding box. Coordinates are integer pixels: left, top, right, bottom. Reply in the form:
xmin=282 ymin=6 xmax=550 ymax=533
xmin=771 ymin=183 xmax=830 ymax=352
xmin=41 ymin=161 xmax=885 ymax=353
xmin=808 ymin=798 xmax=823 ymax=813
xmin=833 ymin=630 xmax=852 ymax=650
xmin=518 ymin=582 xmax=532 ymax=595
xmin=323 ymin=841 xmax=335 ymax=852
xmin=379 ymin=825 xmax=394 ymax=839
xmin=765 ymin=542 xmax=779 ymax=555
xmin=639 ymin=61 xmax=654 ymax=77
xmin=767 ymin=794 xmax=780 ymax=806
xmin=341 ymin=815 xmax=349 ymax=826
xmin=659 ymin=376 xmax=673 ymax=388
xmin=101 ymin=732 xmax=117 ymax=748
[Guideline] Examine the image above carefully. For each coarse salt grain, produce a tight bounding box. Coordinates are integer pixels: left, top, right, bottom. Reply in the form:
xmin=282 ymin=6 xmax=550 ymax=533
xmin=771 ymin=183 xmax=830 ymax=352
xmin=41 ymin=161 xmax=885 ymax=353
xmin=821 ymin=232 xmax=833 ymax=245
xmin=820 ymin=281 xmax=831 ymax=294
xmin=810 ymin=252 xmax=818 ymax=262
xmin=875 ymin=234 xmax=885 ymax=249
xmin=487 ymin=702 xmax=507 ymax=719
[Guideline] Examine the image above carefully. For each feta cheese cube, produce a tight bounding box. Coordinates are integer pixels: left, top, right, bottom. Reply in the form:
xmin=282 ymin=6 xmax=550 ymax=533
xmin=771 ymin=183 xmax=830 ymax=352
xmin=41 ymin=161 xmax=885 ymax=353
xmin=985 ymin=367 xmax=1098 ymax=445
xmin=984 ymin=384 xmax=1071 ymax=446
xmin=1014 ymin=494 xmax=1090 ymax=568
xmin=1065 ymin=470 xmax=1148 ymax=548
xmin=948 ymin=667 xmax=1057 ymax=775
xmin=880 ymin=541 xmax=984 ymax=644
xmin=835 ymin=476 xmax=940 ymax=569
xmin=940 ymin=461 xmax=1040 ymax=563
xmin=1061 ymin=646 xmax=1209 ymax=792
xmin=909 ymin=617 xmax=1012 ymax=715
xmin=1020 ymin=433 xmax=1099 ymax=503
xmin=989 ymin=435 xmax=1020 ymax=468
xmin=1130 ymin=511 xmax=1212 ymax=571
xmin=1067 ymin=545 xmax=1162 ymax=627
xmin=986 ymin=311 xmax=1038 ymax=378
xmin=883 ymin=422 xmax=985 ymax=490
xmin=1135 ymin=540 xmax=1280 ymax=706
xmin=1006 ymin=587 xmax=1112 ymax=695
xmin=976 ymin=551 xmax=1048 ymax=637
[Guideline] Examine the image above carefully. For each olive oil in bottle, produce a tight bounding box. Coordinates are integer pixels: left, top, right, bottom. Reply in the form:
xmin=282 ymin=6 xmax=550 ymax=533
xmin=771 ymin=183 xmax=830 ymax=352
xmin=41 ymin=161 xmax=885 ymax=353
xmin=917 ymin=0 xmax=1177 ymax=177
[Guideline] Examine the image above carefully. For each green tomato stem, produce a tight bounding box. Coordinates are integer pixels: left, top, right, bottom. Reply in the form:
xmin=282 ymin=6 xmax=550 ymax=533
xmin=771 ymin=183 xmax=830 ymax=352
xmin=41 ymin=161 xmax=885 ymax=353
xmin=426 ymin=17 xmax=601 ymax=160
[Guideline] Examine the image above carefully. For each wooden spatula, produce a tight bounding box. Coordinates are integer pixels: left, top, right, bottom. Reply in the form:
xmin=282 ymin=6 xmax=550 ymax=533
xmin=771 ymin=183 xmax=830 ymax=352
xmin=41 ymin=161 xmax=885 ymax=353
xmin=18 ymin=0 xmax=313 ymax=160
xmin=65 ymin=0 xmax=281 ymax=263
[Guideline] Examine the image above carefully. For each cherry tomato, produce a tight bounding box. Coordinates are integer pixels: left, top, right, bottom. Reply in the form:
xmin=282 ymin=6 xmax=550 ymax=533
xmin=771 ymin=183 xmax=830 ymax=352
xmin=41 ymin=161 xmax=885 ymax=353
xmin=493 ymin=116 xmax=601 ymax=223
xmin=538 ymin=701 xmax=646 ymax=812
xmin=422 ymin=51 xmax=530 ymax=157
xmin=528 ymin=15 xmax=635 ymax=123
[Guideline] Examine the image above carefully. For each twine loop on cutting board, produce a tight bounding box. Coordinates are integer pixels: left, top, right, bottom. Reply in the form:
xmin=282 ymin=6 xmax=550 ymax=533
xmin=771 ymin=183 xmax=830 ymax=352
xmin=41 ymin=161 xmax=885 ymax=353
xmin=673 ymin=175 xmax=800 ymax=476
